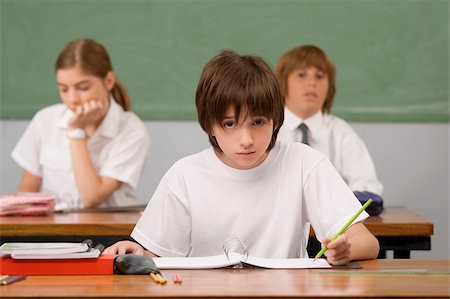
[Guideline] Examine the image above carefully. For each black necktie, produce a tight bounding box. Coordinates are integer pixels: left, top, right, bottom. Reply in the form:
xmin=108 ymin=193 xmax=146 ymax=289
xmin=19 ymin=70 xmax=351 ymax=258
xmin=298 ymin=123 xmax=309 ymax=145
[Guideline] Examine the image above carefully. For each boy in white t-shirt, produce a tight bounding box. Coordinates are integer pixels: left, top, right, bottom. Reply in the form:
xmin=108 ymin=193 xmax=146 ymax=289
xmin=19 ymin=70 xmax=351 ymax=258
xmin=105 ymin=50 xmax=379 ymax=265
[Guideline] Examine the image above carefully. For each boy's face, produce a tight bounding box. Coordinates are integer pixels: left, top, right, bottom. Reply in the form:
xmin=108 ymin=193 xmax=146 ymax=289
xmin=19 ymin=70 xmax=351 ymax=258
xmin=284 ymin=66 xmax=329 ymax=119
xmin=211 ymin=106 xmax=274 ymax=170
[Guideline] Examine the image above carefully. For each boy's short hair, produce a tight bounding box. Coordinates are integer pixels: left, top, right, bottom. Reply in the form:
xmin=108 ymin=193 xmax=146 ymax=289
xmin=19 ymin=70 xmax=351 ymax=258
xmin=196 ymin=49 xmax=284 ymax=152
xmin=275 ymin=45 xmax=336 ymax=114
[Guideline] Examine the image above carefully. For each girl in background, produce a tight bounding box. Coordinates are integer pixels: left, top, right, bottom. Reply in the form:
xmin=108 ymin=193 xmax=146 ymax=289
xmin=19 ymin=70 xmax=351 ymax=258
xmin=12 ymin=39 xmax=150 ymax=210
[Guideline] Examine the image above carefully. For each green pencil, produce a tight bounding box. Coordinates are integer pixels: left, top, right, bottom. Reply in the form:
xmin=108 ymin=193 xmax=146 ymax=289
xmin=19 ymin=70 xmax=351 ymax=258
xmin=314 ymin=199 xmax=373 ymax=261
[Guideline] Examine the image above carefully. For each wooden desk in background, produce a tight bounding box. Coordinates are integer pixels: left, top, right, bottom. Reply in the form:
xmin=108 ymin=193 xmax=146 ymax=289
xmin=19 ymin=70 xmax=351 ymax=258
xmin=0 ymin=206 xmax=433 ymax=259
xmin=1 ymin=260 xmax=448 ymax=298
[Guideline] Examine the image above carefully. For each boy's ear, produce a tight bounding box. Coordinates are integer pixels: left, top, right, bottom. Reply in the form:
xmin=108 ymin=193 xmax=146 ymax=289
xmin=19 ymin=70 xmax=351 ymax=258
xmin=104 ymin=71 xmax=116 ymax=91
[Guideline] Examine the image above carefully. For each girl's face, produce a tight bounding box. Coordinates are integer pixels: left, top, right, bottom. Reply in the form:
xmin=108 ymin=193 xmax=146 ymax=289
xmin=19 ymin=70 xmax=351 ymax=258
xmin=56 ymin=66 xmax=114 ymax=115
xmin=284 ymin=66 xmax=329 ymax=119
xmin=211 ymin=106 xmax=274 ymax=170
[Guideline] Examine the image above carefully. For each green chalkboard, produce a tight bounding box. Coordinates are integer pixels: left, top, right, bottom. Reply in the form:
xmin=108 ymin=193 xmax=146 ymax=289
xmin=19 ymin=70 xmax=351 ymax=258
xmin=1 ymin=0 xmax=448 ymax=122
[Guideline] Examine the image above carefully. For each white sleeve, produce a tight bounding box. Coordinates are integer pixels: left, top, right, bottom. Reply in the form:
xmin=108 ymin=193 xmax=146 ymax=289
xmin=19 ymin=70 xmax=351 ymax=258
xmin=303 ymin=158 xmax=369 ymax=242
xmin=131 ymin=176 xmax=191 ymax=257
xmin=338 ymin=126 xmax=383 ymax=195
xmin=99 ymin=124 xmax=150 ymax=189
xmin=11 ymin=115 xmax=42 ymax=177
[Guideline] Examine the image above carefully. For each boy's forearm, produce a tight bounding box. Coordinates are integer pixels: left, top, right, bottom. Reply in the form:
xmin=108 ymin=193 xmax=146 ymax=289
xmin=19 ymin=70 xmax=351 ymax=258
xmin=347 ymin=223 xmax=380 ymax=261
xmin=350 ymin=234 xmax=380 ymax=261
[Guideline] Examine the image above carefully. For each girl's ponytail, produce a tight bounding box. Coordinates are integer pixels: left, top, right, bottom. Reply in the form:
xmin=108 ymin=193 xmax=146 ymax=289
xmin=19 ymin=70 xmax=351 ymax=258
xmin=111 ymin=80 xmax=130 ymax=111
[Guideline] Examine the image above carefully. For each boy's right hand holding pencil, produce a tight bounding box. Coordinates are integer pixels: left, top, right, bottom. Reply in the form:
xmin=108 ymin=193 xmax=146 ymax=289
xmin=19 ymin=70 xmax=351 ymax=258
xmin=315 ymin=199 xmax=374 ymax=265
xmin=320 ymin=234 xmax=351 ymax=265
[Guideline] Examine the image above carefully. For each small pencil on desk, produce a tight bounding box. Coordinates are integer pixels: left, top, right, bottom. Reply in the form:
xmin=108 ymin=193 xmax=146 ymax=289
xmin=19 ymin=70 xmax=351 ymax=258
xmin=314 ymin=199 xmax=373 ymax=261
xmin=172 ymin=273 xmax=182 ymax=284
xmin=150 ymin=272 xmax=167 ymax=285
xmin=0 ymin=275 xmax=27 ymax=286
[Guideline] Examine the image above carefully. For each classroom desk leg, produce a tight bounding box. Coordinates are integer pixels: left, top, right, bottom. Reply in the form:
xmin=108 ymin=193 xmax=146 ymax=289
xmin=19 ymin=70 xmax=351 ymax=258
xmin=377 ymin=249 xmax=410 ymax=259
xmin=393 ymin=250 xmax=411 ymax=259
xmin=377 ymin=236 xmax=431 ymax=259
xmin=377 ymin=249 xmax=386 ymax=259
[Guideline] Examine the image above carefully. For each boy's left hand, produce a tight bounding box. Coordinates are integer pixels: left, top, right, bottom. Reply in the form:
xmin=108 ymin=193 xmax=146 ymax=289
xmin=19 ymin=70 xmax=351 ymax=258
xmin=322 ymin=234 xmax=351 ymax=265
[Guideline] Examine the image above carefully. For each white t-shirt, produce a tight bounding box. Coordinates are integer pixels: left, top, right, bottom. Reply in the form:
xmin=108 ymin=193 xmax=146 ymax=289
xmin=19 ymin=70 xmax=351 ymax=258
xmin=11 ymin=99 xmax=150 ymax=210
xmin=278 ymin=108 xmax=383 ymax=195
xmin=132 ymin=141 xmax=368 ymax=258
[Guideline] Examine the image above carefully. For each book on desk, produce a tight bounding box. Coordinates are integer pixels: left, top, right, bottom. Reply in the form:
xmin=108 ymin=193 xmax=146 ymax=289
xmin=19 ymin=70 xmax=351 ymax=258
xmin=0 ymin=239 xmax=105 ymax=259
xmin=0 ymin=239 xmax=115 ymax=275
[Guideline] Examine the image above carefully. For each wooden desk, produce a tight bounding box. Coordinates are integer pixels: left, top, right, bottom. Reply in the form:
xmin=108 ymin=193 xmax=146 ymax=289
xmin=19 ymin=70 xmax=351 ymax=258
xmin=0 ymin=212 xmax=141 ymax=248
xmin=0 ymin=212 xmax=141 ymax=237
xmin=1 ymin=260 xmax=448 ymax=298
xmin=365 ymin=206 xmax=433 ymax=258
xmin=0 ymin=207 xmax=433 ymax=258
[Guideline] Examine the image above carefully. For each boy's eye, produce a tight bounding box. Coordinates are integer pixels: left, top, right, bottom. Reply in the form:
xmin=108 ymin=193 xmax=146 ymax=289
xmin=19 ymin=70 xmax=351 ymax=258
xmin=254 ymin=118 xmax=266 ymax=126
xmin=223 ymin=121 xmax=235 ymax=128
xmin=316 ymin=73 xmax=326 ymax=80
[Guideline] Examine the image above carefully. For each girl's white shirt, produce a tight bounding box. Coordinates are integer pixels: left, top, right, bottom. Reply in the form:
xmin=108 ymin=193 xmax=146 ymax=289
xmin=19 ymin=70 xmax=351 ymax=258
xmin=132 ymin=141 xmax=368 ymax=258
xmin=11 ymin=98 xmax=150 ymax=210
xmin=278 ymin=108 xmax=383 ymax=195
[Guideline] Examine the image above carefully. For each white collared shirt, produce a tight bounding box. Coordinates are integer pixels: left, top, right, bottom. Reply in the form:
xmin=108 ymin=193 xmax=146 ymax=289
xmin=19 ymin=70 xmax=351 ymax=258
xmin=12 ymin=99 xmax=150 ymax=210
xmin=278 ymin=108 xmax=383 ymax=195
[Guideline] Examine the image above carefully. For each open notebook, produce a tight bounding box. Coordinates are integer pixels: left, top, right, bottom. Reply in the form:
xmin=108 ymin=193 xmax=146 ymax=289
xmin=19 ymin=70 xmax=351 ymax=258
xmin=153 ymin=253 xmax=331 ymax=269
xmin=151 ymin=237 xmax=332 ymax=270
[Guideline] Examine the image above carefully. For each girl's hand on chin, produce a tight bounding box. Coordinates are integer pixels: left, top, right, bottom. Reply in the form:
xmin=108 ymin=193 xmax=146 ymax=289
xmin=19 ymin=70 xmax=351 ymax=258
xmin=68 ymin=100 xmax=104 ymax=130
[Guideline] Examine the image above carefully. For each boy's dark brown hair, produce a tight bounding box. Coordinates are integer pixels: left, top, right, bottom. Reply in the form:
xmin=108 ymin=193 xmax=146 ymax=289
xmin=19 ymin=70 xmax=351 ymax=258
xmin=55 ymin=38 xmax=131 ymax=111
xmin=196 ymin=49 xmax=284 ymax=152
xmin=275 ymin=45 xmax=336 ymax=114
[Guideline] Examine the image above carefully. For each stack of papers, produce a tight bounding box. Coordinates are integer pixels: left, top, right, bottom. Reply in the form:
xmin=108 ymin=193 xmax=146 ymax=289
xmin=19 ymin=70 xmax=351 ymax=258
xmin=0 ymin=193 xmax=55 ymax=216
xmin=0 ymin=240 xmax=104 ymax=259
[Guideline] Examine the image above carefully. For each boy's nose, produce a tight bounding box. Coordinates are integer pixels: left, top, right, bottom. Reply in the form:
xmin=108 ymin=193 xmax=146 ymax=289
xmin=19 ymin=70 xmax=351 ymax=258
xmin=307 ymin=77 xmax=316 ymax=86
xmin=238 ymin=129 xmax=254 ymax=147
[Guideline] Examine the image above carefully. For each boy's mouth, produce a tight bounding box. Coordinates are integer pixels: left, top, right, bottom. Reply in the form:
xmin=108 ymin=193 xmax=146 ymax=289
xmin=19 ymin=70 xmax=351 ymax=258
xmin=237 ymin=151 xmax=255 ymax=156
xmin=303 ymin=92 xmax=317 ymax=98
